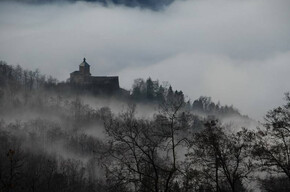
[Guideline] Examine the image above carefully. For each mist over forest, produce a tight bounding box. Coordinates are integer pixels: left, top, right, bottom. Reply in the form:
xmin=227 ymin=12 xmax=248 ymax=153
xmin=1 ymin=0 xmax=290 ymax=191
xmin=1 ymin=0 xmax=290 ymax=119
xmin=0 ymin=59 xmax=289 ymax=192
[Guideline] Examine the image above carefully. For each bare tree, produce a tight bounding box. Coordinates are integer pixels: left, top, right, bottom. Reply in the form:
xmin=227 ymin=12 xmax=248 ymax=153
xmin=187 ymin=120 xmax=254 ymax=192
xmin=103 ymin=97 xmax=190 ymax=192
xmin=253 ymin=93 xmax=290 ymax=180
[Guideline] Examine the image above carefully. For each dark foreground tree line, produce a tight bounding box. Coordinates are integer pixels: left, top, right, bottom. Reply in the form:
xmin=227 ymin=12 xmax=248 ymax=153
xmin=101 ymin=93 xmax=290 ymax=192
xmin=0 ymin=92 xmax=289 ymax=191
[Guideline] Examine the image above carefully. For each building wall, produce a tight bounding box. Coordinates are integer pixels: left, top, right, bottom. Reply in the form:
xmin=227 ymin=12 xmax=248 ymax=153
xmin=90 ymin=76 xmax=119 ymax=93
xmin=79 ymin=65 xmax=90 ymax=76
xmin=70 ymin=71 xmax=120 ymax=94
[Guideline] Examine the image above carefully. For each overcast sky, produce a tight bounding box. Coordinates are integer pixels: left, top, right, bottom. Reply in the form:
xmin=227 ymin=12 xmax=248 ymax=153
xmin=0 ymin=0 xmax=289 ymax=120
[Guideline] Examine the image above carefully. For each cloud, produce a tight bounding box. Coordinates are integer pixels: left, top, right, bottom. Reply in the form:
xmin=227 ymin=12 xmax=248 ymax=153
xmin=0 ymin=0 xmax=174 ymax=10
xmin=0 ymin=0 xmax=289 ymax=119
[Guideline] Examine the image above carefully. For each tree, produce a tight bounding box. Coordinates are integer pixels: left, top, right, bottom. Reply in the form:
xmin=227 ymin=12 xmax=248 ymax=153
xmin=252 ymin=93 xmax=290 ymax=180
xmin=132 ymin=78 xmax=146 ymax=101
xmin=103 ymin=98 xmax=190 ymax=192
xmin=103 ymin=105 xmax=162 ymax=192
xmin=0 ymin=146 xmax=24 ymax=192
xmin=146 ymin=78 xmax=154 ymax=101
xmin=156 ymin=85 xmax=165 ymax=103
xmin=187 ymin=120 xmax=254 ymax=192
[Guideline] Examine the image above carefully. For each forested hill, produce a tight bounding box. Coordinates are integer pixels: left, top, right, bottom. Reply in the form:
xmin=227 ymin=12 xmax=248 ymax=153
xmin=0 ymin=61 xmax=247 ymax=120
xmin=2 ymin=61 xmax=290 ymax=192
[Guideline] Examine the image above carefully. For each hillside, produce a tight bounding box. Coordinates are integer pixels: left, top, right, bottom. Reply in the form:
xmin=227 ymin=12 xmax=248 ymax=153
xmin=2 ymin=61 xmax=289 ymax=192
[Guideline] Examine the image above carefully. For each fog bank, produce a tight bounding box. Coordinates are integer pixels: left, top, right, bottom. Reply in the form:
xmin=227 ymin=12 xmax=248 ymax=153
xmin=0 ymin=0 xmax=290 ymax=119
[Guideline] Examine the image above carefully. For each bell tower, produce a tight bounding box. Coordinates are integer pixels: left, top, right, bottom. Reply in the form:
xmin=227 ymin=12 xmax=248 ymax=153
xmin=79 ymin=58 xmax=91 ymax=76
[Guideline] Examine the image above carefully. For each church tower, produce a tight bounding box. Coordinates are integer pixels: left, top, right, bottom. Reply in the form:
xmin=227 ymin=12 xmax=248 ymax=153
xmin=70 ymin=58 xmax=120 ymax=94
xmin=79 ymin=58 xmax=91 ymax=76
xmin=70 ymin=58 xmax=91 ymax=84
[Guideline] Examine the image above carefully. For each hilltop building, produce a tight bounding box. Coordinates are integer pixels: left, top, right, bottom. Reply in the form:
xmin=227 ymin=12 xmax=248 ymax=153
xmin=70 ymin=58 xmax=120 ymax=94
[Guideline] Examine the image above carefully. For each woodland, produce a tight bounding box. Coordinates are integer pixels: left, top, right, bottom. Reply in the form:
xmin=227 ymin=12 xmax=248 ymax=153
xmin=0 ymin=61 xmax=290 ymax=192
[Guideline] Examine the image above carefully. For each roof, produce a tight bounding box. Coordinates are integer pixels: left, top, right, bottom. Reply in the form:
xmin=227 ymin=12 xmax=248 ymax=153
xmin=91 ymin=76 xmax=119 ymax=83
xmin=79 ymin=58 xmax=90 ymax=67
xmin=70 ymin=71 xmax=80 ymax=75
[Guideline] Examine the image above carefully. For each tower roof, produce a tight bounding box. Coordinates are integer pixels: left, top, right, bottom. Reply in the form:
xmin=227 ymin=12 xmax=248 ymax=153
xmin=79 ymin=58 xmax=90 ymax=67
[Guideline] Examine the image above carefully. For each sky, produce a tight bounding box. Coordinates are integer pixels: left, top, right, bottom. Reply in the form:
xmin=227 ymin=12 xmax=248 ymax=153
xmin=0 ymin=0 xmax=290 ymax=120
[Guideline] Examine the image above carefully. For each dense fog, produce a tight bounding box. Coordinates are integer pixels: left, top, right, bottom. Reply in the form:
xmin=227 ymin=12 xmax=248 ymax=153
xmin=1 ymin=0 xmax=290 ymax=119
